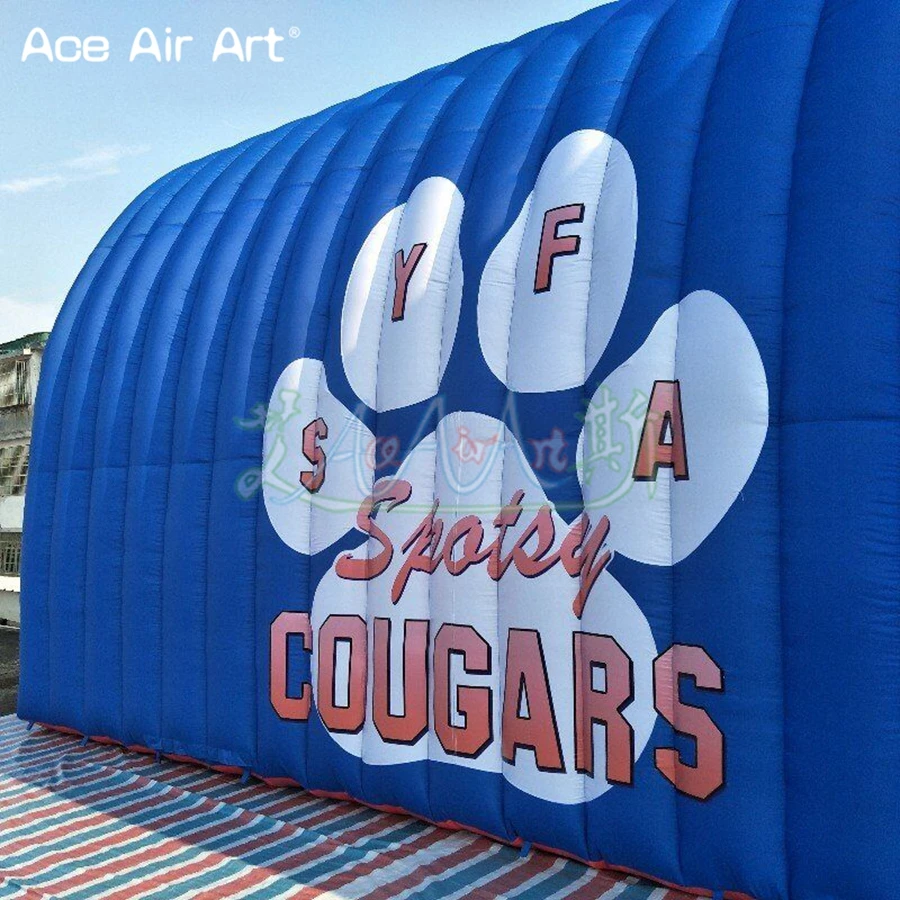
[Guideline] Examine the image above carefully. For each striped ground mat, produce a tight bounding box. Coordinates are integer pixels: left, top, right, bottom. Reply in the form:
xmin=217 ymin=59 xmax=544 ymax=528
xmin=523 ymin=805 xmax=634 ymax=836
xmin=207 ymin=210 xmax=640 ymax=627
xmin=0 ymin=716 xmax=691 ymax=900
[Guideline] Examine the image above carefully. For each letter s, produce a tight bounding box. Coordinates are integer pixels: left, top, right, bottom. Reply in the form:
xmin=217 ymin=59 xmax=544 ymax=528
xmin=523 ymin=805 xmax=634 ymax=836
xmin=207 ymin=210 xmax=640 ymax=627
xmin=335 ymin=478 xmax=412 ymax=581
xmin=300 ymin=417 xmax=327 ymax=493
xmin=653 ymin=644 xmax=725 ymax=800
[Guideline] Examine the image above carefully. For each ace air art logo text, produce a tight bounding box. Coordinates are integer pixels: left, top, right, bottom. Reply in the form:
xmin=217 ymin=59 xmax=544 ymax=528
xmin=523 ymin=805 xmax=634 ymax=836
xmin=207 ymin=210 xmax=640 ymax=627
xmin=261 ymin=130 xmax=769 ymax=805
xmin=20 ymin=26 xmax=296 ymax=63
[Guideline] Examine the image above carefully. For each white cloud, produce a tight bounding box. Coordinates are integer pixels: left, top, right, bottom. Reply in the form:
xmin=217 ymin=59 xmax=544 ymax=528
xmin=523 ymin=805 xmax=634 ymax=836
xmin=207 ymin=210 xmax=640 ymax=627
xmin=62 ymin=144 xmax=151 ymax=173
xmin=0 ymin=174 xmax=67 ymax=195
xmin=0 ymin=144 xmax=151 ymax=195
xmin=0 ymin=295 xmax=62 ymax=344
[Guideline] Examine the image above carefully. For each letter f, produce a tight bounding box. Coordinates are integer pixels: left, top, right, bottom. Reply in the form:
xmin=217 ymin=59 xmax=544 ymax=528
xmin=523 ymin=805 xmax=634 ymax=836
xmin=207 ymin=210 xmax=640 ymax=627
xmin=534 ymin=204 xmax=585 ymax=294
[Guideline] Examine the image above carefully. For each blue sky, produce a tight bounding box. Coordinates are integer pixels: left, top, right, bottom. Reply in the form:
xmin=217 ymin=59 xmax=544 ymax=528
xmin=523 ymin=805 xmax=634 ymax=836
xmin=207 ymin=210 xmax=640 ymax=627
xmin=0 ymin=0 xmax=609 ymax=343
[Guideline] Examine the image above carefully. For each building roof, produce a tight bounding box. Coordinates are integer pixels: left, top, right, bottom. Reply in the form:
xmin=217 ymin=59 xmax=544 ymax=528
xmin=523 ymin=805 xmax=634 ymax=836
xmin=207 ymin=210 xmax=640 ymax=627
xmin=0 ymin=333 xmax=49 ymax=358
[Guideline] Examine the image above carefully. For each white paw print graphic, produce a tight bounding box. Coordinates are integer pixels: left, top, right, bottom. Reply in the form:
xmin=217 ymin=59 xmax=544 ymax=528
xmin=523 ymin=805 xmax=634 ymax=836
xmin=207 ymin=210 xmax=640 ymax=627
xmin=263 ymin=130 xmax=768 ymax=804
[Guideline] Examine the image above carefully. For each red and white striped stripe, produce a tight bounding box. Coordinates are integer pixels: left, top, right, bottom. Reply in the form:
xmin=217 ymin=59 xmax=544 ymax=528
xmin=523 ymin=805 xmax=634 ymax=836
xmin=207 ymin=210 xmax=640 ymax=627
xmin=0 ymin=718 xmax=696 ymax=900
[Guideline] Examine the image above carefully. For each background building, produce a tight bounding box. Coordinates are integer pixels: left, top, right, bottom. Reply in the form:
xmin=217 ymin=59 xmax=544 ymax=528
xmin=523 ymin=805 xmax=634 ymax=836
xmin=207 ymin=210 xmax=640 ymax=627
xmin=0 ymin=332 xmax=48 ymax=625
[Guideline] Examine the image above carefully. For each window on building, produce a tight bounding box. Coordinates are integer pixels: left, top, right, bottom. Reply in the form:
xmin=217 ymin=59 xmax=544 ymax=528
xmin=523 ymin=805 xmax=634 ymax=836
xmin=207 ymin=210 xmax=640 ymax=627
xmin=0 ymin=533 xmax=21 ymax=577
xmin=0 ymin=357 xmax=30 ymax=409
xmin=14 ymin=360 xmax=28 ymax=406
xmin=0 ymin=445 xmax=29 ymax=497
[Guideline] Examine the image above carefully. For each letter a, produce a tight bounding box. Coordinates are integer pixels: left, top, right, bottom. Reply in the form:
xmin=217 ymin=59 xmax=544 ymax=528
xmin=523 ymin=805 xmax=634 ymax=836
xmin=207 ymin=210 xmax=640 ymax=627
xmin=633 ymin=380 xmax=689 ymax=481
xmin=131 ymin=27 xmax=162 ymax=62
xmin=213 ymin=27 xmax=244 ymax=62
xmin=22 ymin=28 xmax=53 ymax=62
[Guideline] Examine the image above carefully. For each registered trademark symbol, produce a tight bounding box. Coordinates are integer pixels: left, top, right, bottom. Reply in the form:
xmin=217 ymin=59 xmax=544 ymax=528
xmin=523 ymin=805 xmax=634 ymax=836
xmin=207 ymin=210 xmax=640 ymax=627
xmin=288 ymin=27 xmax=301 ymax=39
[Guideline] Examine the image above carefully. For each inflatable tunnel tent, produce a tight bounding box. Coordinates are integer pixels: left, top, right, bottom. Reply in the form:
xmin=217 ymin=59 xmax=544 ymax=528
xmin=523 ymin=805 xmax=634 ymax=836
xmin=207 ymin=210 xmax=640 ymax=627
xmin=18 ymin=0 xmax=900 ymax=898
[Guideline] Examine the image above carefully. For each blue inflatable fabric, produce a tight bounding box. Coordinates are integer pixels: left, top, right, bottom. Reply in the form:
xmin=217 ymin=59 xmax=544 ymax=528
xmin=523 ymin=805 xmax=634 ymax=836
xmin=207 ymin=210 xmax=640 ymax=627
xmin=19 ymin=2 xmax=900 ymax=899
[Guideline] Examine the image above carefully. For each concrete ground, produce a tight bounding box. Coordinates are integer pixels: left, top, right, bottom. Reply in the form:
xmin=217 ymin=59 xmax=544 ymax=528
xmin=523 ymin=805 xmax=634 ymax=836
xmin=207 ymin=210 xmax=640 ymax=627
xmin=0 ymin=628 xmax=18 ymax=716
